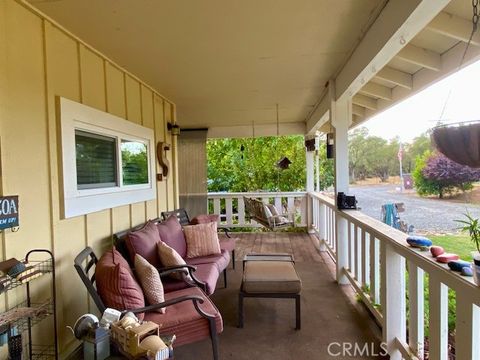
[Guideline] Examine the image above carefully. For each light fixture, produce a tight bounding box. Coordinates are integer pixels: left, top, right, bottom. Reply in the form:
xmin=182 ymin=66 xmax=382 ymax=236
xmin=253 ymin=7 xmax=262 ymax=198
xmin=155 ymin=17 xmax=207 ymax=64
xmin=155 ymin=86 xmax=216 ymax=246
xmin=167 ymin=122 xmax=180 ymax=136
xmin=326 ymin=133 xmax=334 ymax=159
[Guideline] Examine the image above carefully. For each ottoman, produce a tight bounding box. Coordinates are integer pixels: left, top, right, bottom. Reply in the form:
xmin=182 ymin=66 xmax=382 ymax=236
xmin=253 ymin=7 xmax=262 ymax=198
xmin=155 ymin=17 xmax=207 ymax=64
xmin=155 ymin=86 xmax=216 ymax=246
xmin=238 ymin=253 xmax=302 ymax=330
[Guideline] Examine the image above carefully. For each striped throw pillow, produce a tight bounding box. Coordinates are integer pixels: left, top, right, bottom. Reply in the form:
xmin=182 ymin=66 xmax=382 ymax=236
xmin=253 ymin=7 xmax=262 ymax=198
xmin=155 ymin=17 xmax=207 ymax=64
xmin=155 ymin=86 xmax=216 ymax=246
xmin=183 ymin=222 xmax=221 ymax=258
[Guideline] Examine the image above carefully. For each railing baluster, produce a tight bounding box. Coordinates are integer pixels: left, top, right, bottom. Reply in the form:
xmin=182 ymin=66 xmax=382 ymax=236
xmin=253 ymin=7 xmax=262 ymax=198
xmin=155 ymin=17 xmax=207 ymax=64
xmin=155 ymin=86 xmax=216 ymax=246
xmin=381 ymin=243 xmax=406 ymax=360
xmin=354 ymin=226 xmax=361 ymax=283
xmin=369 ymin=237 xmax=380 ymax=305
xmin=455 ymin=295 xmax=480 ymax=359
xmin=275 ymin=196 xmax=282 ymax=213
xmin=408 ymin=261 xmax=424 ymax=359
xmin=213 ymin=198 xmax=221 ymax=220
xmin=347 ymin=221 xmax=352 ymax=272
xmin=237 ymin=196 xmax=245 ymax=225
xmin=287 ymin=197 xmax=294 ymax=213
xmin=319 ymin=203 xmax=326 ymax=251
xmin=225 ymin=197 xmax=233 ymax=226
xmin=349 ymin=222 xmax=355 ymax=276
xmin=429 ymin=276 xmax=448 ymax=360
xmin=362 ymin=231 xmax=370 ymax=289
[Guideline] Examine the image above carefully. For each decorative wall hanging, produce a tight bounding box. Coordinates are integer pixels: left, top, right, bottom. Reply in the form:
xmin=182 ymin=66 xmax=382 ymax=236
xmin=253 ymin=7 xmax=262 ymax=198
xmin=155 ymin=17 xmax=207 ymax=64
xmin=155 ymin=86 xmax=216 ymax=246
xmin=0 ymin=196 xmax=19 ymax=232
xmin=156 ymin=142 xmax=171 ymax=181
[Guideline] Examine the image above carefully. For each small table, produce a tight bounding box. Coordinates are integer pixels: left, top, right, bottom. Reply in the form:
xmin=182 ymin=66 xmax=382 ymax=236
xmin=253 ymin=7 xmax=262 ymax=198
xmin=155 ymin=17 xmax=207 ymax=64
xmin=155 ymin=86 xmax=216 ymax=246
xmin=238 ymin=253 xmax=302 ymax=330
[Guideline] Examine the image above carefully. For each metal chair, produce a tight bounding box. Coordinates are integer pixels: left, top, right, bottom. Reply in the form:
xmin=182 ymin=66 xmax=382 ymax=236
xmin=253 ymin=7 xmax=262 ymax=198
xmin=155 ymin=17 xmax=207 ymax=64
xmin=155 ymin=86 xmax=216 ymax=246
xmin=74 ymin=247 xmax=222 ymax=360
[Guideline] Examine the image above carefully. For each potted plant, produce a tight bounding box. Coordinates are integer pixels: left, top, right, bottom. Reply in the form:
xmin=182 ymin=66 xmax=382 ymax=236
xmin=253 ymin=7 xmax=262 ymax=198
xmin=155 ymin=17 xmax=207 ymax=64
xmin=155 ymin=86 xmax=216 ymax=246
xmin=456 ymin=213 xmax=480 ymax=285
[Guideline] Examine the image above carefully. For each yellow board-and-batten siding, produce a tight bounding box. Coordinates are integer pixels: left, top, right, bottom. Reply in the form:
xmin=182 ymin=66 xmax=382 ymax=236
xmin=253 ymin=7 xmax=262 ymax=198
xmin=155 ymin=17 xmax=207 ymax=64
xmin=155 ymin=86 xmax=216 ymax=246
xmin=0 ymin=0 xmax=178 ymax=356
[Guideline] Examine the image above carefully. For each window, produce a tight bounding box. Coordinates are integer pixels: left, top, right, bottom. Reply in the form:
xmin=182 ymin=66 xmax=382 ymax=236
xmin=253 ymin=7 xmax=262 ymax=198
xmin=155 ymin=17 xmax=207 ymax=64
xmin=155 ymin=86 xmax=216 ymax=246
xmin=60 ymin=97 xmax=156 ymax=218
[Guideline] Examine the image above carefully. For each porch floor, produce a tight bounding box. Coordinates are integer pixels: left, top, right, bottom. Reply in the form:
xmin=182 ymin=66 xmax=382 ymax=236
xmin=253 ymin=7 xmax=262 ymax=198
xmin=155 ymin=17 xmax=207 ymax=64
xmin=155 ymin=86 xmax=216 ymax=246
xmin=175 ymin=232 xmax=385 ymax=359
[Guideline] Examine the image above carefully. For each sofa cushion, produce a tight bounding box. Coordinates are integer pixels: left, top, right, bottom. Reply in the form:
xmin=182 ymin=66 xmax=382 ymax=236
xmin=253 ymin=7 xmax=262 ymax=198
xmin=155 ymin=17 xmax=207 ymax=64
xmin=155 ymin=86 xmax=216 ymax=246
xmin=189 ymin=214 xmax=219 ymax=225
xmin=157 ymin=216 xmax=187 ymax=258
xmin=126 ymin=220 xmax=162 ymax=268
xmin=143 ymin=286 xmax=223 ymax=346
xmin=185 ymin=249 xmax=230 ymax=273
xmin=134 ymin=254 xmax=165 ymax=313
xmin=194 ymin=263 xmax=220 ymax=295
xmin=157 ymin=241 xmax=192 ymax=282
xmin=162 ymin=277 xmax=190 ymax=293
xmin=183 ymin=222 xmax=221 ymax=258
xmin=96 ymin=247 xmax=145 ymax=319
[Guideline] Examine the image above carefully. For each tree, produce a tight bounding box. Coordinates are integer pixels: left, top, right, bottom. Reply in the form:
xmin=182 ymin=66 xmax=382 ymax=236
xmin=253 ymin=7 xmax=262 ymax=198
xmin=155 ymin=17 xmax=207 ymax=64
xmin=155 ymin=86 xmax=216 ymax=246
xmin=423 ymin=152 xmax=480 ymax=196
xmin=207 ymin=135 xmax=307 ymax=192
xmin=403 ymin=133 xmax=432 ymax=173
xmin=317 ymin=142 xmax=334 ymax=190
xmin=413 ymin=151 xmax=480 ymax=198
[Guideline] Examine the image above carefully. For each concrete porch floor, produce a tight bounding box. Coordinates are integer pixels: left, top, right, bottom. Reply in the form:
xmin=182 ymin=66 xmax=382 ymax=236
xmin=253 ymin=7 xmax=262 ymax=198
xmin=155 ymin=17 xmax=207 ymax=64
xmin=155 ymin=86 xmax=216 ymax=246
xmin=175 ymin=232 xmax=387 ymax=359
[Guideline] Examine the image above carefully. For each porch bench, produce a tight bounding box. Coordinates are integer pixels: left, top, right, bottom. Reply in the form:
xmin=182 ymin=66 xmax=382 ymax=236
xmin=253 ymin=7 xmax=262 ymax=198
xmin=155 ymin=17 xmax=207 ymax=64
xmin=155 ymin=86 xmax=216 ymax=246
xmin=238 ymin=253 xmax=302 ymax=330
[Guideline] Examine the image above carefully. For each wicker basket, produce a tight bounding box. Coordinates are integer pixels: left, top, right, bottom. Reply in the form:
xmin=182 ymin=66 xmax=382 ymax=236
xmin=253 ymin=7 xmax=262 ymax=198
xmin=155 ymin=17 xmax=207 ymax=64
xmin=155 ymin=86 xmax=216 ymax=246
xmin=111 ymin=321 xmax=159 ymax=357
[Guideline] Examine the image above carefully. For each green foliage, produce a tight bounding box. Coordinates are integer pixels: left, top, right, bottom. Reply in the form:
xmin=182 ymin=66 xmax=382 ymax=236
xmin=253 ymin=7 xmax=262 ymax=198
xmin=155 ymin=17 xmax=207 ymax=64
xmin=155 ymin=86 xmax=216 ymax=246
xmin=317 ymin=142 xmax=334 ymax=190
xmin=403 ymin=133 xmax=432 ymax=173
xmin=412 ymin=150 xmax=445 ymax=197
xmin=207 ymin=136 xmax=307 ymax=192
xmin=455 ymin=213 xmax=480 ymax=253
xmin=348 ymin=128 xmax=401 ymax=182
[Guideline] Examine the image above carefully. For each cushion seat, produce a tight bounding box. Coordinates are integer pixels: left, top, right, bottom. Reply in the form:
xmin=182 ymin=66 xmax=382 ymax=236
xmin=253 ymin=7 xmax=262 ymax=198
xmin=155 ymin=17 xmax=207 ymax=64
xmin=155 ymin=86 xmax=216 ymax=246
xmin=242 ymin=261 xmax=301 ymax=294
xmin=144 ymin=287 xmax=223 ymax=346
xmin=193 ymin=263 xmax=220 ymax=295
xmin=186 ymin=249 xmax=230 ymax=271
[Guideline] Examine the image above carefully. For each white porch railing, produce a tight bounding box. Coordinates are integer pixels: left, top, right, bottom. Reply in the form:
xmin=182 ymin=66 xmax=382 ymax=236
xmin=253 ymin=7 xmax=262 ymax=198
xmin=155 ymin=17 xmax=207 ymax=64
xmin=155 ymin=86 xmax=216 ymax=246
xmin=207 ymin=192 xmax=308 ymax=228
xmin=309 ymin=192 xmax=480 ymax=360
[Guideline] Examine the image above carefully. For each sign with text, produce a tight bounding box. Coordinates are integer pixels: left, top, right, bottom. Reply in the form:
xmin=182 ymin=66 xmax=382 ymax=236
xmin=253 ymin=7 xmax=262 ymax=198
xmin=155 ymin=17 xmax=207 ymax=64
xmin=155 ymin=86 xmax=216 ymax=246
xmin=0 ymin=196 xmax=19 ymax=230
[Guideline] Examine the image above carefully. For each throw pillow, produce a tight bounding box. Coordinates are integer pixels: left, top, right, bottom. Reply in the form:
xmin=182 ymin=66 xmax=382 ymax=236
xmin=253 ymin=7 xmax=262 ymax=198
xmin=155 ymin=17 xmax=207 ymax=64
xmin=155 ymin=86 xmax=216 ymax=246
xmin=190 ymin=214 xmax=219 ymax=225
xmin=183 ymin=222 xmax=221 ymax=258
xmin=157 ymin=241 xmax=193 ymax=281
xmin=96 ymin=247 xmax=145 ymax=320
xmin=126 ymin=220 xmax=162 ymax=268
xmin=267 ymin=203 xmax=280 ymax=216
xmin=157 ymin=215 xmax=187 ymax=258
xmin=134 ymin=254 xmax=165 ymax=313
xmin=263 ymin=204 xmax=273 ymax=218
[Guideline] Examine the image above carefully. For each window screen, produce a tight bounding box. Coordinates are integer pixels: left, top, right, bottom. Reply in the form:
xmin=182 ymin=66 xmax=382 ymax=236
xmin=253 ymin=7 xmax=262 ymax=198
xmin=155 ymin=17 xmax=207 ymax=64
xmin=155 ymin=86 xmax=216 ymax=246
xmin=121 ymin=140 xmax=149 ymax=185
xmin=75 ymin=130 xmax=117 ymax=189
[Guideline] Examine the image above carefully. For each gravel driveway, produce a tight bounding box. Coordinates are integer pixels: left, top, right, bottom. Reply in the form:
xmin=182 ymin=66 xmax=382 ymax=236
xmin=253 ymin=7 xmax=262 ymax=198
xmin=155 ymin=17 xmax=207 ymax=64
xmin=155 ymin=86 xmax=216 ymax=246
xmin=349 ymin=184 xmax=480 ymax=233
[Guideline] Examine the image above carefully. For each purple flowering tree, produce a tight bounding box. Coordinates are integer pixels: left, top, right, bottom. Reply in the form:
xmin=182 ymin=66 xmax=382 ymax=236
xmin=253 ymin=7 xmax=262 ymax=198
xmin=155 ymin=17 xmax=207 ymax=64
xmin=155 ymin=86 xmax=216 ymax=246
xmin=421 ymin=152 xmax=480 ymax=198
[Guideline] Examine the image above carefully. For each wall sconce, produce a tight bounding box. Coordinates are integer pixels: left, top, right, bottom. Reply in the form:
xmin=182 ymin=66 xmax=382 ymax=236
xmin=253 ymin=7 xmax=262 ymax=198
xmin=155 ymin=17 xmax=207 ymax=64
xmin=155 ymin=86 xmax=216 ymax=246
xmin=167 ymin=123 xmax=180 ymax=136
xmin=326 ymin=133 xmax=334 ymax=159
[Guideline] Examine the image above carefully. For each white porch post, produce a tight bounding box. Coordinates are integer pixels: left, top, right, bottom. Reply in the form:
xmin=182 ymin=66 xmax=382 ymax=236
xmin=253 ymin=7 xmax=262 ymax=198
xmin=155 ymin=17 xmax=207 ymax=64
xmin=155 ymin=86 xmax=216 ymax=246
xmin=306 ymin=138 xmax=315 ymax=234
xmin=331 ymin=81 xmax=352 ymax=285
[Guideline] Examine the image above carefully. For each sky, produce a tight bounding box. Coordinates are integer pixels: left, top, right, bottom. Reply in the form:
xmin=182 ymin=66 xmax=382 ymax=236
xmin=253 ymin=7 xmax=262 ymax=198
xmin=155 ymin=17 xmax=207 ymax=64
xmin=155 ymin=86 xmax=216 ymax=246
xmin=363 ymin=59 xmax=480 ymax=143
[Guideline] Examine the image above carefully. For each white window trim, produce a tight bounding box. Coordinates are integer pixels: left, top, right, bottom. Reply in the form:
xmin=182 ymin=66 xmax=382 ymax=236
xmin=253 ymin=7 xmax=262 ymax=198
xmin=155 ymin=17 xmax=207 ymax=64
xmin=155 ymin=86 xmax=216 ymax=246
xmin=60 ymin=97 xmax=156 ymax=218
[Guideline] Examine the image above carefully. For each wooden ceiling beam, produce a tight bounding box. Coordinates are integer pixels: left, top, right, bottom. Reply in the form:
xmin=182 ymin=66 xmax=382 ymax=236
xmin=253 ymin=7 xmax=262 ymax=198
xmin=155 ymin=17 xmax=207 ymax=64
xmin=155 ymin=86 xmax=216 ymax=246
xmin=359 ymin=82 xmax=392 ymax=101
xmin=352 ymin=94 xmax=377 ymax=111
xmin=374 ymin=66 xmax=413 ymax=89
xmin=352 ymin=104 xmax=366 ymax=117
xmin=427 ymin=12 xmax=480 ymax=47
xmin=395 ymin=44 xmax=441 ymax=71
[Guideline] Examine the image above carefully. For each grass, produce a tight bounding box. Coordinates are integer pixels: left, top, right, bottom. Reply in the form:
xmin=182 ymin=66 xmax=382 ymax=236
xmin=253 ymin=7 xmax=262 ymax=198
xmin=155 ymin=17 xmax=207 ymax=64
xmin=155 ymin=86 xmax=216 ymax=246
xmin=429 ymin=233 xmax=477 ymax=261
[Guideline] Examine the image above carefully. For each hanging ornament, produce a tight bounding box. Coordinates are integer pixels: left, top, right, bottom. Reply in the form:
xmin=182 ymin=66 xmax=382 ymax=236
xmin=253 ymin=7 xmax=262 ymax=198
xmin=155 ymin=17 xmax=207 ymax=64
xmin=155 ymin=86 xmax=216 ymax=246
xmin=275 ymin=104 xmax=291 ymax=171
xmin=276 ymin=157 xmax=292 ymax=170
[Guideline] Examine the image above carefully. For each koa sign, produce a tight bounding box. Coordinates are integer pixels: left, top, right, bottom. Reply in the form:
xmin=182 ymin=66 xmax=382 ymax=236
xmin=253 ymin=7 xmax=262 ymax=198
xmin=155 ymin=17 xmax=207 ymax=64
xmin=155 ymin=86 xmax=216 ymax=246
xmin=0 ymin=196 xmax=19 ymax=230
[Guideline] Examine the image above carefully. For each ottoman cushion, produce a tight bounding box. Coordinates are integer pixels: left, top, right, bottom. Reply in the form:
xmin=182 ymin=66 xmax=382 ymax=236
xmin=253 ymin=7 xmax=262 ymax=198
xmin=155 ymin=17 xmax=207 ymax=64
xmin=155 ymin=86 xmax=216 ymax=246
xmin=242 ymin=261 xmax=301 ymax=294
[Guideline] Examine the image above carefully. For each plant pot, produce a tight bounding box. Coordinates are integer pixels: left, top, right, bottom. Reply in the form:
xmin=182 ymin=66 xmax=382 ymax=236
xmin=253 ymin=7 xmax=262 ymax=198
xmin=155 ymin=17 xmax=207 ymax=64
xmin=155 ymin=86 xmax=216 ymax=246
xmin=472 ymin=252 xmax=480 ymax=286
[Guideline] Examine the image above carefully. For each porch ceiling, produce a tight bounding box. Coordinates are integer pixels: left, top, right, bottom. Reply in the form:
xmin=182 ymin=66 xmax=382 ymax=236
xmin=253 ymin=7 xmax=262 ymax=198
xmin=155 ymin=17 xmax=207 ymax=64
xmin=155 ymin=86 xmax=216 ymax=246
xmin=348 ymin=0 xmax=480 ymax=129
xmin=27 ymin=0 xmax=386 ymax=131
